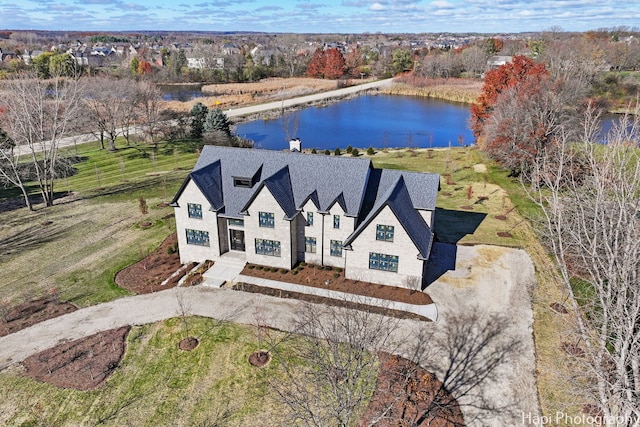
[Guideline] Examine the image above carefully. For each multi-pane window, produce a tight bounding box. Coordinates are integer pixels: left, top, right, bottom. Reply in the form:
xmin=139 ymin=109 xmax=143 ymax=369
xmin=186 ymin=229 xmax=210 ymax=246
xmin=305 ymin=236 xmax=317 ymax=253
xmin=259 ymin=211 xmax=275 ymax=228
xmin=333 ymin=215 xmax=340 ymax=229
xmin=376 ymin=225 xmax=395 ymax=242
xmin=187 ymin=203 xmax=203 ymax=219
xmin=330 ymin=240 xmax=342 ymax=257
xmin=307 ymin=212 xmax=314 ymax=226
xmin=228 ymin=218 xmax=244 ymax=227
xmin=255 ymin=239 xmax=281 ymax=257
xmin=369 ymin=252 xmax=399 ymax=272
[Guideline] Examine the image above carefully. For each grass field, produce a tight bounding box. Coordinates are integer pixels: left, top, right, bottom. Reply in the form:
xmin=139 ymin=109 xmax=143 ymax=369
xmin=0 ymin=138 xmax=201 ymax=307
xmin=0 ymin=318 xmax=325 ymax=426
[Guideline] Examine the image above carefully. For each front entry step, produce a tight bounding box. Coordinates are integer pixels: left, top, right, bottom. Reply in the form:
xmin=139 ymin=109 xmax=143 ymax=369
xmin=202 ymin=257 xmax=246 ymax=288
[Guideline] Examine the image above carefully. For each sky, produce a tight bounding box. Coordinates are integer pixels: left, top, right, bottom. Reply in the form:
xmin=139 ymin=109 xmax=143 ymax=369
xmin=1 ymin=0 xmax=638 ymax=34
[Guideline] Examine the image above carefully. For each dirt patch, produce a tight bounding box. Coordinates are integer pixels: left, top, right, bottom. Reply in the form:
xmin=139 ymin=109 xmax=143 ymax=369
xmin=22 ymin=326 xmax=130 ymax=390
xmin=241 ymin=263 xmax=432 ymax=305
xmin=115 ymin=233 xmax=185 ymax=294
xmin=473 ymin=163 xmax=487 ymax=173
xmin=248 ymin=350 xmax=271 ymax=367
xmin=361 ymin=352 xmax=465 ymax=426
xmin=178 ymin=336 xmax=199 ymax=351
xmin=550 ymin=302 xmax=569 ymax=314
xmin=0 ymin=295 xmax=77 ymax=337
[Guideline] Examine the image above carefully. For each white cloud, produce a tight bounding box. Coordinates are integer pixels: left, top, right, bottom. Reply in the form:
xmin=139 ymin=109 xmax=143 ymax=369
xmin=370 ymin=2 xmax=386 ymax=11
xmin=430 ymin=0 xmax=453 ymax=8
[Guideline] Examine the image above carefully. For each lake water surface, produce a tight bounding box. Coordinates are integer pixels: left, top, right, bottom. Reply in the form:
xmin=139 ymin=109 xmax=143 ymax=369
xmin=235 ymin=94 xmax=475 ymax=150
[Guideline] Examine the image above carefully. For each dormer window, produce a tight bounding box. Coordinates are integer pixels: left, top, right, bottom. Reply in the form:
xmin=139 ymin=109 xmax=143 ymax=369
xmin=233 ymin=177 xmax=252 ymax=188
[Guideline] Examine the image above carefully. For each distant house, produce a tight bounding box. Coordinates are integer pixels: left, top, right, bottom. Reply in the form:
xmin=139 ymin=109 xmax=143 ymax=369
xmin=171 ymin=145 xmax=440 ymax=290
xmin=21 ymin=50 xmax=44 ymax=65
xmin=487 ymin=55 xmax=513 ymax=70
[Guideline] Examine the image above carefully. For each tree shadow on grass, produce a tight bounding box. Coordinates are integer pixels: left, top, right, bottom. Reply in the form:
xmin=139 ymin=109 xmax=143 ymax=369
xmin=433 ymin=207 xmax=487 ymax=244
xmin=0 ymin=220 xmax=71 ymax=257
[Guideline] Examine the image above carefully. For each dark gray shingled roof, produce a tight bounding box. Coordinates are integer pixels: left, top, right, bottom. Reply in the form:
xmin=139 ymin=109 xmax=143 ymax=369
xmin=183 ymin=145 xmax=372 ymax=219
xmin=241 ymin=165 xmax=298 ymax=220
xmin=376 ymin=169 xmax=440 ymax=210
xmin=171 ymin=159 xmax=224 ymax=211
xmin=344 ymin=175 xmax=434 ymax=260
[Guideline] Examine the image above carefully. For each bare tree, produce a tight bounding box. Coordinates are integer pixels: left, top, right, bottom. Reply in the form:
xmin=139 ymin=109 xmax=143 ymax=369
xmin=134 ymin=80 xmax=162 ymax=146
xmin=271 ymin=301 xmax=400 ymax=427
xmin=0 ymin=72 xmax=83 ymax=207
xmin=0 ymin=126 xmax=32 ymax=210
xmin=83 ymin=77 xmax=137 ymax=151
xmin=529 ymin=102 xmax=640 ymax=425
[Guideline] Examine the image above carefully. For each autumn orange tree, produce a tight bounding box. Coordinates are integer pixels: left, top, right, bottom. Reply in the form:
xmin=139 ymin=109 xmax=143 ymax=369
xmin=306 ymin=47 xmax=345 ymax=79
xmin=470 ymin=56 xmax=585 ymax=175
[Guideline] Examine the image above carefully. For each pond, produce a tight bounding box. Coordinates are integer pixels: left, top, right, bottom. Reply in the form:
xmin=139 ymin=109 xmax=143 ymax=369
xmin=235 ymin=94 xmax=475 ymax=151
xmin=158 ymin=84 xmax=207 ymax=102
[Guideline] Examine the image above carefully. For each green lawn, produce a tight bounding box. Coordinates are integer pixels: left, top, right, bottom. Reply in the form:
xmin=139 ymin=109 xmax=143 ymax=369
xmin=0 ymin=138 xmax=202 ymax=306
xmin=370 ymin=147 xmax=535 ymax=247
xmin=0 ymin=319 xmax=326 ymax=427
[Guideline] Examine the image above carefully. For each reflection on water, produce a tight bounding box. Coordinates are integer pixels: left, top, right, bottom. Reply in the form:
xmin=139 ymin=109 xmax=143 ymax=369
xmin=236 ymin=94 xmax=475 ymax=150
xmin=158 ymin=84 xmax=206 ymax=102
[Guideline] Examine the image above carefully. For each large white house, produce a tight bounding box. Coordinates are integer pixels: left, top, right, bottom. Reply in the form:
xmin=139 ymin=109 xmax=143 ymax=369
xmin=171 ymin=145 xmax=440 ymax=290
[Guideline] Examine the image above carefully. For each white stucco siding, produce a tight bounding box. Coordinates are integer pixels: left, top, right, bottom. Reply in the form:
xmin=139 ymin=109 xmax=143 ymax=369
xmin=174 ymin=180 xmax=220 ymax=264
xmin=322 ymin=204 xmax=355 ymax=268
xmin=345 ymin=206 xmax=424 ymax=290
xmin=244 ymin=187 xmax=294 ymax=269
xmin=301 ymin=200 xmax=322 ymax=265
xmin=419 ymin=209 xmax=435 ymax=229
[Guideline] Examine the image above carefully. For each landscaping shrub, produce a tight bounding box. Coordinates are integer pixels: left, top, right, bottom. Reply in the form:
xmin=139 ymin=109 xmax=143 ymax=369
xmin=336 ymin=267 xmax=343 ymax=273
xmin=333 ymin=273 xmax=341 ymax=278
xmin=351 ymin=148 xmax=359 ymax=157
xmin=280 ymin=268 xmax=288 ymax=274
xmin=346 ymin=145 xmax=353 ymax=153
xmin=311 ymin=148 xmax=317 ymax=154
xmin=367 ymin=146 xmax=375 ymax=155
xmin=248 ymin=264 xmax=255 ymax=269
xmin=324 ymin=149 xmax=331 ymax=155
xmin=292 ymin=270 xmax=299 ymax=275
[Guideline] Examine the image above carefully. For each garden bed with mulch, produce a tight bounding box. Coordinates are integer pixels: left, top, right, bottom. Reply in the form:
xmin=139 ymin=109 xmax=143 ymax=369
xmin=21 ymin=326 xmax=130 ymax=390
xmin=232 ymin=282 xmax=431 ymax=322
xmin=114 ymin=233 xmax=184 ymax=294
xmin=241 ymin=263 xmax=432 ymax=305
xmin=0 ymin=294 xmax=77 ymax=337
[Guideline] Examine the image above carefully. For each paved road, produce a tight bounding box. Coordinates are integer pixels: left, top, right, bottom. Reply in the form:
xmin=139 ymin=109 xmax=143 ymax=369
xmin=225 ymin=78 xmax=393 ymax=118
xmin=14 ymin=78 xmax=394 ymax=157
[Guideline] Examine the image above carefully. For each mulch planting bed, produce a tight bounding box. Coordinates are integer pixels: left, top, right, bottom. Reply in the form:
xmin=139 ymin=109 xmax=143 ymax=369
xmin=241 ymin=264 xmax=432 ymax=305
xmin=361 ymin=352 xmax=465 ymax=426
xmin=232 ymin=283 xmax=431 ymax=322
xmin=22 ymin=326 xmax=131 ymax=390
xmin=1 ymin=295 xmax=77 ymax=337
xmin=115 ymin=232 xmax=185 ymax=294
